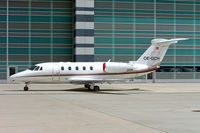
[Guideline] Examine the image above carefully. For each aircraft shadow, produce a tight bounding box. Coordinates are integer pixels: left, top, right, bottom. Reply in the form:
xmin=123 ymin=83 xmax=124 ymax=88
xmin=68 ymin=88 xmax=145 ymax=94
xmin=5 ymin=88 xmax=146 ymax=95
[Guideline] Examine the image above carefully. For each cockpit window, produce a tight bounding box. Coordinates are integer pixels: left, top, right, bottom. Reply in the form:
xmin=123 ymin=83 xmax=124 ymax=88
xmin=30 ymin=66 xmax=37 ymax=70
xmin=34 ymin=66 xmax=40 ymax=71
xmin=29 ymin=65 xmax=42 ymax=71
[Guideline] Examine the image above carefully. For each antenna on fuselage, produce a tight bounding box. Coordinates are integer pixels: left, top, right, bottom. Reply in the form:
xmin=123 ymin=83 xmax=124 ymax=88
xmin=107 ymin=59 xmax=111 ymax=62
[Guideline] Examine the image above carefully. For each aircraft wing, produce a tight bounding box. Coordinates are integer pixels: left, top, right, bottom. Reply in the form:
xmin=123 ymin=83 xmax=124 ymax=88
xmin=67 ymin=76 xmax=124 ymax=84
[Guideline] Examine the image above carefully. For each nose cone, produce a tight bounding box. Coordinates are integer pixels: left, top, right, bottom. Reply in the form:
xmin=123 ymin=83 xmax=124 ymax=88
xmin=9 ymin=70 xmax=31 ymax=83
xmin=10 ymin=74 xmax=17 ymax=78
xmin=9 ymin=70 xmax=28 ymax=83
xmin=10 ymin=73 xmax=19 ymax=82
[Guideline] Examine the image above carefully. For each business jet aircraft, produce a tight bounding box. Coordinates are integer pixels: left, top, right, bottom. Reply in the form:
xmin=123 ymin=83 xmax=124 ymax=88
xmin=10 ymin=38 xmax=188 ymax=91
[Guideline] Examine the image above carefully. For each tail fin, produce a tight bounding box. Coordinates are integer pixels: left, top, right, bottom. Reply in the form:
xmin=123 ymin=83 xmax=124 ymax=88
xmin=135 ymin=38 xmax=188 ymax=67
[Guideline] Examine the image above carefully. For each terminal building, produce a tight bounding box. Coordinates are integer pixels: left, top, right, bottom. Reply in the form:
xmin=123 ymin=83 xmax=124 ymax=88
xmin=0 ymin=0 xmax=200 ymax=82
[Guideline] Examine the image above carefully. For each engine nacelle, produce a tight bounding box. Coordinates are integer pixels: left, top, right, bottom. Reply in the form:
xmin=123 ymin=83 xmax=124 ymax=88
xmin=103 ymin=62 xmax=132 ymax=73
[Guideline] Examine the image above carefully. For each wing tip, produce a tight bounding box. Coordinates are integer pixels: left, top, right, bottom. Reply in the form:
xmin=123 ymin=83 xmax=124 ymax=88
xmin=152 ymin=38 xmax=189 ymax=44
xmin=171 ymin=38 xmax=189 ymax=41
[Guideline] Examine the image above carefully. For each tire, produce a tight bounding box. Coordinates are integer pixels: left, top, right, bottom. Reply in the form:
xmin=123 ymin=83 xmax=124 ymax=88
xmin=85 ymin=84 xmax=91 ymax=89
xmin=24 ymin=87 xmax=29 ymax=91
xmin=84 ymin=84 xmax=89 ymax=88
xmin=94 ymin=86 xmax=100 ymax=92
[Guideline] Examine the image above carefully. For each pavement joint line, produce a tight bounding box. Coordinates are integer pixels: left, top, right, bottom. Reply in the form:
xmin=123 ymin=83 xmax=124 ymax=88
xmin=1 ymin=91 xmax=200 ymax=96
xmin=48 ymin=95 xmax=167 ymax=133
xmin=0 ymin=93 xmax=83 ymax=96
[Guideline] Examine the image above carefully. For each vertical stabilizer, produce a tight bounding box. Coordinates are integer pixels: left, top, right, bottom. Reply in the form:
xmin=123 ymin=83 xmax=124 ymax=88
xmin=135 ymin=38 xmax=188 ymax=67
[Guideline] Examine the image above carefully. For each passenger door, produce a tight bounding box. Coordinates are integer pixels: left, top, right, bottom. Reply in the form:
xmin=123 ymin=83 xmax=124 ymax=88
xmin=52 ymin=64 xmax=60 ymax=81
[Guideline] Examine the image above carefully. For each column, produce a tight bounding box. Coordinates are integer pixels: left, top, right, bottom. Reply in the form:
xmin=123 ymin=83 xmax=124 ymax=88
xmin=74 ymin=0 xmax=94 ymax=62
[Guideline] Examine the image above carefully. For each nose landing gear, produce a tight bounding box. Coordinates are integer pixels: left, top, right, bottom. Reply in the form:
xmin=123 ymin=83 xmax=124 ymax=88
xmin=24 ymin=82 xmax=29 ymax=91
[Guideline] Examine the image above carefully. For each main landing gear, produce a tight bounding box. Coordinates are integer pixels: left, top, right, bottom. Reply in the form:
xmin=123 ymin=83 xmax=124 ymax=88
xmin=84 ymin=83 xmax=100 ymax=92
xmin=24 ymin=82 xmax=29 ymax=91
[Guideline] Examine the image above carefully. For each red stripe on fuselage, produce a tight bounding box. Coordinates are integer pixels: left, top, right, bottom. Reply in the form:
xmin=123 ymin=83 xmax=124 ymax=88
xmin=103 ymin=63 xmax=106 ymax=72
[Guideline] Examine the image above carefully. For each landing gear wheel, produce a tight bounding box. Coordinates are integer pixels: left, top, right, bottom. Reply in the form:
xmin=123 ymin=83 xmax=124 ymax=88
xmin=24 ymin=86 xmax=29 ymax=91
xmin=94 ymin=86 xmax=100 ymax=92
xmin=84 ymin=84 xmax=91 ymax=91
xmin=84 ymin=84 xmax=90 ymax=88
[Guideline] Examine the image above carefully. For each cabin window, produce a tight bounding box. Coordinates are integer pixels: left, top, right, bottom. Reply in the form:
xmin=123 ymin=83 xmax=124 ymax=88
xmin=76 ymin=66 xmax=79 ymax=70
xmin=61 ymin=66 xmax=64 ymax=71
xmin=90 ymin=66 xmax=93 ymax=70
xmin=83 ymin=66 xmax=86 ymax=70
xmin=40 ymin=67 xmax=43 ymax=71
xmin=68 ymin=66 xmax=71 ymax=70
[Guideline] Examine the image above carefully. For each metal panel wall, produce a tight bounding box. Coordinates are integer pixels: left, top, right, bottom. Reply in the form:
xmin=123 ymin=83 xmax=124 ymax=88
xmin=94 ymin=0 xmax=200 ymax=80
xmin=0 ymin=0 xmax=73 ymax=80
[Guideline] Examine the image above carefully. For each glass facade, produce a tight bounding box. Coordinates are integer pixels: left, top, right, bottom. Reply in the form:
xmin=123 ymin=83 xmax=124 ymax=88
xmin=94 ymin=0 xmax=200 ymax=80
xmin=0 ymin=0 xmax=200 ymax=81
xmin=0 ymin=0 xmax=73 ymax=79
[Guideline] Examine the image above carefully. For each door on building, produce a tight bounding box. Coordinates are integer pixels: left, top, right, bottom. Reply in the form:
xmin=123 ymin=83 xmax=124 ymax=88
xmin=52 ymin=65 xmax=60 ymax=81
xmin=8 ymin=66 xmax=17 ymax=77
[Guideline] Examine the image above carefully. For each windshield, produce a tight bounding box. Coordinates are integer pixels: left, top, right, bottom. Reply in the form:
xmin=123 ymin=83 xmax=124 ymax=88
xmin=29 ymin=65 xmax=44 ymax=71
xmin=30 ymin=66 xmax=37 ymax=71
xmin=34 ymin=66 xmax=40 ymax=71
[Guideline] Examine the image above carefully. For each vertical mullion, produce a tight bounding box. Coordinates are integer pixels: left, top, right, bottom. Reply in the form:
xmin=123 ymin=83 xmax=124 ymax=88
xmin=72 ymin=0 xmax=75 ymax=62
xmin=28 ymin=0 xmax=31 ymax=67
xmin=154 ymin=0 xmax=156 ymax=39
xmin=153 ymin=0 xmax=157 ymax=82
xmin=51 ymin=1 xmax=53 ymax=62
xmin=174 ymin=1 xmax=176 ymax=80
xmin=133 ymin=0 xmax=135 ymax=61
xmin=112 ymin=0 xmax=115 ymax=61
xmin=6 ymin=0 xmax=9 ymax=81
xmin=193 ymin=1 xmax=196 ymax=79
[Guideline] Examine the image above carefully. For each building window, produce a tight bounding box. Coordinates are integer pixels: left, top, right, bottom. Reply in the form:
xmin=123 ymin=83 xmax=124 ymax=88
xmin=90 ymin=66 xmax=93 ymax=70
xmin=68 ymin=66 xmax=71 ymax=70
xmin=83 ymin=66 xmax=86 ymax=70
xmin=156 ymin=66 xmax=196 ymax=72
xmin=61 ymin=66 xmax=64 ymax=71
xmin=76 ymin=66 xmax=79 ymax=70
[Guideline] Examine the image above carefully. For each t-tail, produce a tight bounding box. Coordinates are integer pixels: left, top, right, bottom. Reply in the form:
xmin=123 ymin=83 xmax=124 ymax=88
xmin=135 ymin=38 xmax=189 ymax=67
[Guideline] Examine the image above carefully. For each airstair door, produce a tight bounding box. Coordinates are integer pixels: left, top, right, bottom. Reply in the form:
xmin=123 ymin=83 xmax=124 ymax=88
xmin=52 ymin=65 xmax=60 ymax=81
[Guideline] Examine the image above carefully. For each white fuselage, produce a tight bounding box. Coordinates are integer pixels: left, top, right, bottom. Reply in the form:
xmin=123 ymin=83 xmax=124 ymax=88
xmin=10 ymin=62 xmax=158 ymax=84
xmin=9 ymin=38 xmax=188 ymax=89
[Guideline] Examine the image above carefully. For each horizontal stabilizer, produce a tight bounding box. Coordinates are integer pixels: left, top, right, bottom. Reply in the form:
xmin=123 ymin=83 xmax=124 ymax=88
xmin=152 ymin=38 xmax=189 ymax=45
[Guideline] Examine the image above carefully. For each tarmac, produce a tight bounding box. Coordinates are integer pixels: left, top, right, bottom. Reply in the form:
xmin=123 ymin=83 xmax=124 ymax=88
xmin=0 ymin=83 xmax=200 ymax=133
